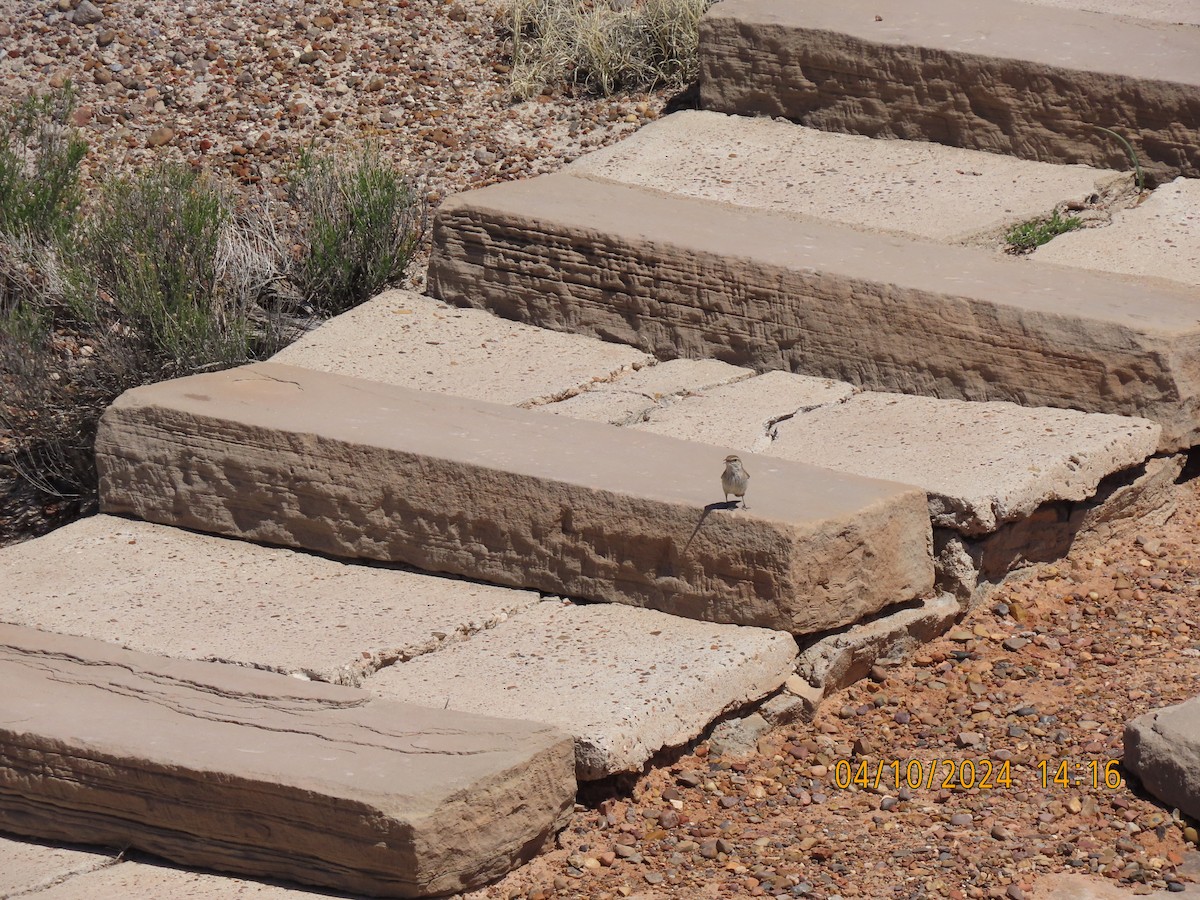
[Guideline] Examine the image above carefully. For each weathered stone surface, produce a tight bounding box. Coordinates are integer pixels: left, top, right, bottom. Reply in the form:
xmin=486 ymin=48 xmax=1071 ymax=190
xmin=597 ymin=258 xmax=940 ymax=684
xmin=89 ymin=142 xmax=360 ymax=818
xmin=708 ymin=713 xmax=772 ymax=759
xmin=935 ymin=453 xmax=1184 ymax=603
xmin=1036 ymin=177 xmax=1200 ymax=287
xmin=1015 ymin=0 xmax=1200 ymax=27
xmin=617 ymin=377 xmax=1161 ymax=535
xmin=698 ymin=0 xmax=1200 ymax=177
xmin=769 ymin=393 xmax=1161 ymax=534
xmin=0 ymin=834 xmax=114 ymax=897
xmin=367 ymin=602 xmax=798 ymax=779
xmin=271 ymin=289 xmax=651 ymax=406
xmin=27 ymin=856 xmax=336 ymax=899
xmin=569 ymin=110 xmax=1117 ymax=243
xmin=96 ymin=362 xmax=934 ymax=634
xmin=633 ymin=370 xmax=855 ymax=453
xmin=0 ymin=514 xmax=539 ymax=686
xmin=1126 ymin=696 xmax=1200 ymax=822
xmin=794 ymin=594 xmax=960 ymax=692
xmin=0 ymin=624 xmax=576 ymax=898
xmin=427 ymin=173 xmax=1200 ymax=450
xmin=548 ymin=358 xmax=753 ymax=425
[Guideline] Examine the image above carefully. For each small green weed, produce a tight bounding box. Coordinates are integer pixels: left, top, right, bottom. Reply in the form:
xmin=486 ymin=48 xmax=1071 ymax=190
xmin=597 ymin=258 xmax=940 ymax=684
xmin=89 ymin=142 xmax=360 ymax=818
xmin=1004 ymin=211 xmax=1083 ymax=254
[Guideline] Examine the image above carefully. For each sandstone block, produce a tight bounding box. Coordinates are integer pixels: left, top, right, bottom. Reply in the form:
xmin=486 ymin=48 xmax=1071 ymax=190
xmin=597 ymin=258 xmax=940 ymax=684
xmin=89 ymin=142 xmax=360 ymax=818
xmin=1035 ymin=177 xmax=1200 ymax=288
xmin=633 ymin=370 xmax=856 ymax=453
xmin=96 ymin=363 xmax=934 ymax=635
xmin=548 ymin=358 xmax=754 ymax=425
xmin=0 ymin=624 xmax=576 ymax=898
xmin=367 ymin=601 xmax=798 ymax=779
xmin=769 ymin=393 xmax=1161 ymax=534
xmin=794 ymin=593 xmax=960 ymax=693
xmin=428 ymin=173 xmax=1200 ymax=450
xmin=698 ymin=0 xmax=1200 ymax=177
xmin=0 ymin=514 xmax=540 ymax=686
xmin=1125 ymin=696 xmax=1200 ymax=822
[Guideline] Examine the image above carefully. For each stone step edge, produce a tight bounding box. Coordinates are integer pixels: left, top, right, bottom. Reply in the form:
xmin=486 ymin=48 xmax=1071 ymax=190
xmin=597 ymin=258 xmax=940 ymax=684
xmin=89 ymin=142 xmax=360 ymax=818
xmin=0 ymin=623 xmax=576 ymax=899
xmin=426 ymin=171 xmax=1200 ymax=452
xmin=697 ymin=0 xmax=1200 ymax=177
xmin=96 ymin=362 xmax=935 ymax=636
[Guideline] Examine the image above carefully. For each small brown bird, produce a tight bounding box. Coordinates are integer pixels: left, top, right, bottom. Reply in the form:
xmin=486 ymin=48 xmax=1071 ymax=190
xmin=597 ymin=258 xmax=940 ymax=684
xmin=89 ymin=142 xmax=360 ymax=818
xmin=721 ymin=455 xmax=749 ymax=508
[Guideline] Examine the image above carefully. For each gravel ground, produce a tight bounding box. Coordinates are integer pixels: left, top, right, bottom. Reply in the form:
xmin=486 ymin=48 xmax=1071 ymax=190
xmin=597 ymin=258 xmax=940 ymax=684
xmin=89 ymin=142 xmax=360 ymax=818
xmin=6 ymin=3 xmax=1200 ymax=899
xmin=0 ymin=0 xmax=665 ymax=290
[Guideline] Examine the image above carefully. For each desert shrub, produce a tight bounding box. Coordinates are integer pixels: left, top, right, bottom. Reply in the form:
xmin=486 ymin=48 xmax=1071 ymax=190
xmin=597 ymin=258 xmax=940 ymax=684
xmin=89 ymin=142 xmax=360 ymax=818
xmin=0 ymin=86 xmax=422 ymax=542
xmin=507 ymin=0 xmax=714 ymax=98
xmin=288 ymin=145 xmax=424 ymax=317
xmin=1 ymin=161 xmax=299 ymax=539
xmin=74 ymin=164 xmax=291 ymax=371
xmin=0 ymin=85 xmax=87 ymax=243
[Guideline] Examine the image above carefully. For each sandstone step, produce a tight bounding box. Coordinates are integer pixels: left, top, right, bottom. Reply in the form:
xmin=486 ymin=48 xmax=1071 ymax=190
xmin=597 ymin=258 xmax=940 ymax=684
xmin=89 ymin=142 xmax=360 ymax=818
xmin=0 ymin=514 xmax=540 ymax=685
xmin=0 ymin=624 xmax=576 ymax=898
xmin=272 ymin=288 xmax=652 ymax=406
xmin=697 ymin=0 xmax=1200 ymax=177
xmin=365 ymin=600 xmax=798 ymax=780
xmin=600 ymin=376 xmax=1161 ymax=536
xmin=427 ymin=172 xmax=1200 ymax=450
xmin=278 ymin=294 xmax=1165 ymax=540
xmin=95 ymin=362 xmax=934 ymax=634
xmin=0 ymin=833 xmax=342 ymax=899
xmin=569 ymin=110 xmax=1119 ymax=244
xmin=0 ymin=834 xmax=114 ymax=898
xmin=1034 ymin=176 xmax=1200 ymax=287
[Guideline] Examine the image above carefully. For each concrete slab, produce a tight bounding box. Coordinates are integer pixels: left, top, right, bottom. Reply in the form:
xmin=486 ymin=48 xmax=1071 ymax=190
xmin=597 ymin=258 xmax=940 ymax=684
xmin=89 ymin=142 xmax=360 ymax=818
xmin=0 ymin=834 xmax=114 ymax=897
xmin=367 ymin=601 xmax=798 ymax=780
xmin=547 ymin=358 xmax=754 ymax=425
xmin=0 ymin=515 xmax=540 ymax=686
xmin=0 ymin=624 xmax=576 ymax=898
xmin=95 ymin=362 xmax=935 ymax=635
xmin=271 ymin=289 xmax=652 ymax=406
xmin=633 ymin=370 xmax=856 ymax=453
xmin=769 ymin=393 xmax=1161 ymax=534
xmin=1035 ymin=177 xmax=1200 ymax=287
xmin=698 ymin=0 xmax=1200 ymax=177
xmin=569 ymin=110 xmax=1117 ymax=243
xmin=1126 ymin=695 xmax=1200 ymax=822
xmin=428 ymin=172 xmax=1200 ymax=450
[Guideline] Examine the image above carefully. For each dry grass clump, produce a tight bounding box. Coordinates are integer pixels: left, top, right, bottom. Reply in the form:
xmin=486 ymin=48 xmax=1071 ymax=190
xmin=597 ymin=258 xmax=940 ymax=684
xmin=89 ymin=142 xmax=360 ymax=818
xmin=507 ymin=0 xmax=714 ymax=98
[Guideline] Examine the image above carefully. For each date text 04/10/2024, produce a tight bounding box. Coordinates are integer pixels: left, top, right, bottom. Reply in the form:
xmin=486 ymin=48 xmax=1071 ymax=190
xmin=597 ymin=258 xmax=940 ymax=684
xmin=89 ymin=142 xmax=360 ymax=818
xmin=832 ymin=759 xmax=1124 ymax=792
